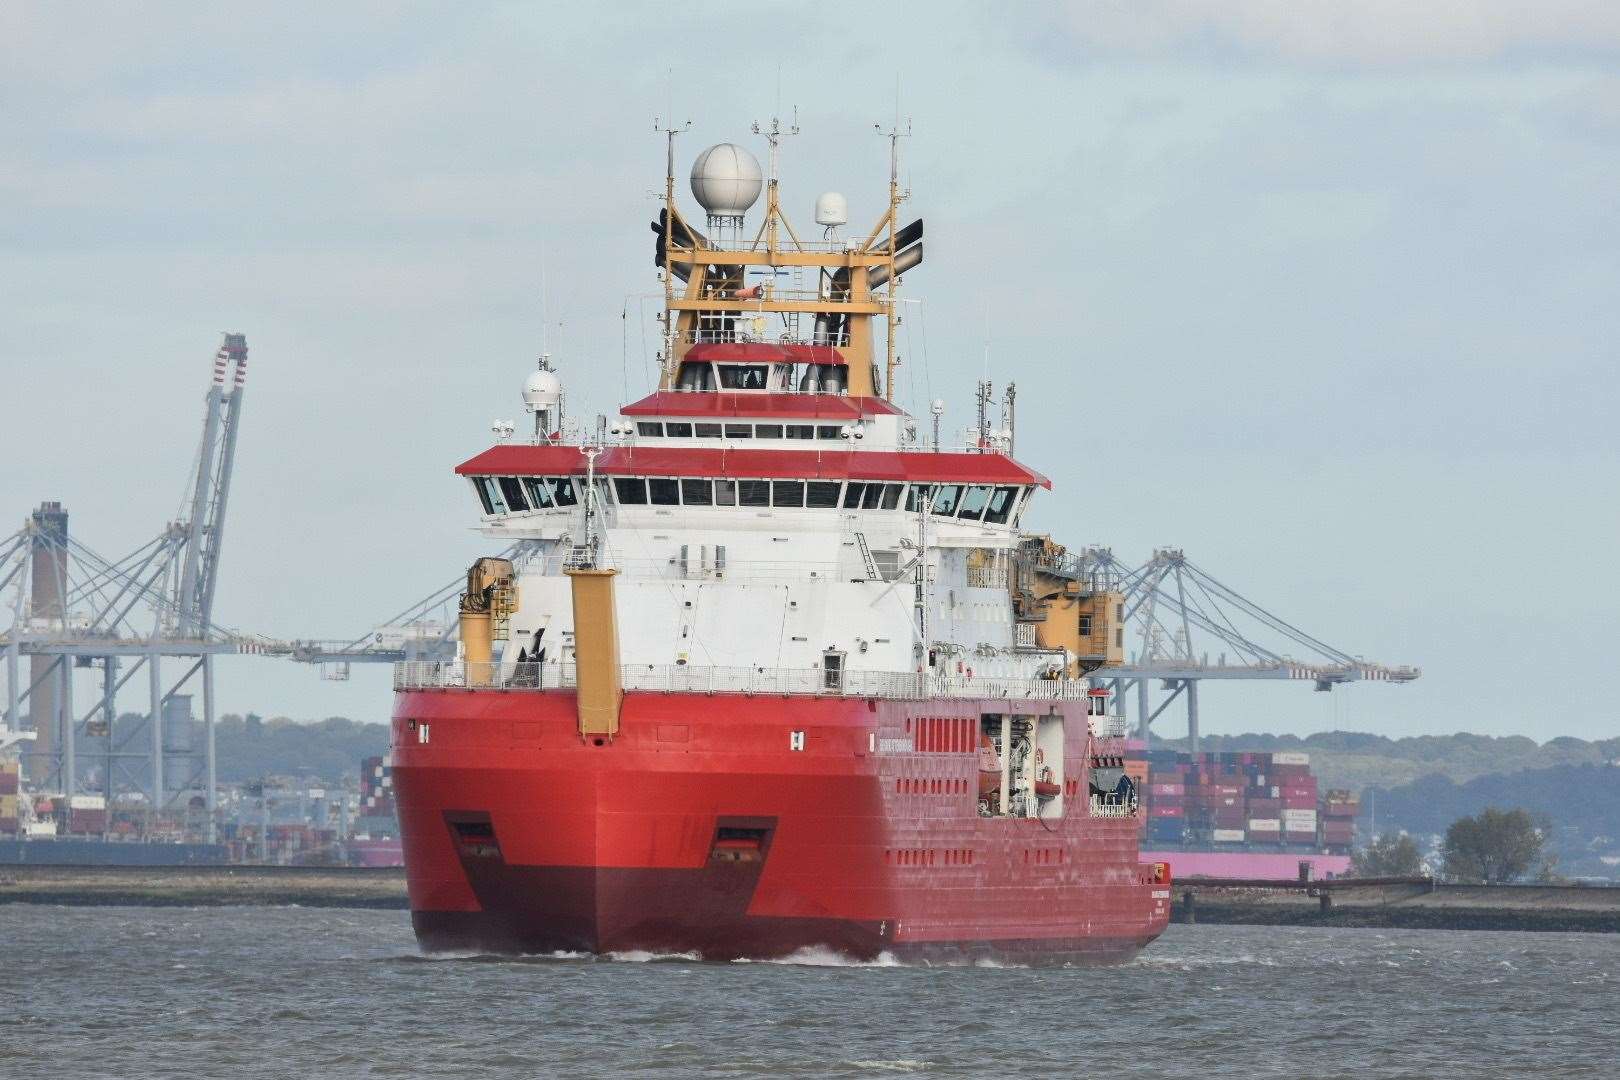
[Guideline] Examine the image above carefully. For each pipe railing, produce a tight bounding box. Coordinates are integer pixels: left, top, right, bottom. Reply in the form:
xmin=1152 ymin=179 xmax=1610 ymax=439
xmin=394 ymin=661 xmax=1092 ymax=702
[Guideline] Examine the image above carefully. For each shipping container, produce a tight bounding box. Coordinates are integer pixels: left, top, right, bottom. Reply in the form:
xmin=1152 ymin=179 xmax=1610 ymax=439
xmin=1248 ymin=818 xmax=1282 ymax=832
xmin=1212 ymin=829 xmax=1246 ymax=843
xmin=1272 ymin=752 xmax=1310 ymax=766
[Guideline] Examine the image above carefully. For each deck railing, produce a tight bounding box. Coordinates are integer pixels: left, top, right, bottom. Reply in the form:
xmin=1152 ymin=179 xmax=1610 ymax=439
xmin=394 ymin=661 xmax=1092 ymax=702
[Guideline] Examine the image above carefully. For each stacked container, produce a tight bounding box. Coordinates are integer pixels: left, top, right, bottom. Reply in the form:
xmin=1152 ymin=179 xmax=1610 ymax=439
xmin=0 ymin=760 xmax=19 ymax=835
xmin=1130 ymin=747 xmax=1336 ymax=852
xmin=67 ymin=794 xmax=108 ymax=835
xmin=1320 ymin=789 xmax=1359 ymax=853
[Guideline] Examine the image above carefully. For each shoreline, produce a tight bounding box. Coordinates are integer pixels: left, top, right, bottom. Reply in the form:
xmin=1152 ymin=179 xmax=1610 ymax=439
xmin=6 ymin=866 xmax=1620 ymax=933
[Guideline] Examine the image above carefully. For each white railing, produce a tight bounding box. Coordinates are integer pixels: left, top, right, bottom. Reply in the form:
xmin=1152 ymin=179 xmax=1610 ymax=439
xmin=394 ymin=661 xmax=1092 ymax=702
xmin=1089 ymin=795 xmax=1138 ymax=819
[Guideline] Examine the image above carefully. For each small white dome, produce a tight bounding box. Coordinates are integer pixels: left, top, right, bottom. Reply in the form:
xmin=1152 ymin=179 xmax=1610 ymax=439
xmin=523 ymin=368 xmax=562 ymax=411
xmin=690 ymin=143 xmax=763 ymax=217
xmin=815 ymin=192 xmax=848 ymax=227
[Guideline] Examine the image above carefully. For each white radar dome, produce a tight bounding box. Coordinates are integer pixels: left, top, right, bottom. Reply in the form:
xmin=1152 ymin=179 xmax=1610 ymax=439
xmin=814 ymin=192 xmax=848 ymax=227
xmin=523 ymin=367 xmax=562 ymax=411
xmin=690 ymin=143 xmax=763 ymax=218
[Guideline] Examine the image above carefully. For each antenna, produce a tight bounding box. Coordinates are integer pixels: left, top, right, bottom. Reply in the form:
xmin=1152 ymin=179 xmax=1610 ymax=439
xmin=751 ymin=108 xmax=800 ymax=255
xmin=654 ymin=114 xmax=690 ymax=386
xmin=874 ymin=115 xmax=912 ymax=401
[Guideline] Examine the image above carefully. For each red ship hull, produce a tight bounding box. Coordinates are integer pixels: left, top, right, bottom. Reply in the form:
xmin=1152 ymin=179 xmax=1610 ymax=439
xmin=392 ymin=689 xmax=1170 ymax=963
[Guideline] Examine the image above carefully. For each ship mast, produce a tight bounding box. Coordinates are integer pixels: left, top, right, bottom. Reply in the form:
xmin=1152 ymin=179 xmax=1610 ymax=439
xmin=878 ymin=119 xmax=910 ymax=402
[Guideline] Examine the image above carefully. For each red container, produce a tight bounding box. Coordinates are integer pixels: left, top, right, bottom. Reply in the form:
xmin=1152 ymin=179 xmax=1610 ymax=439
xmin=1283 ymin=830 xmax=1316 ymax=843
xmin=1149 ymin=783 xmax=1185 ymax=796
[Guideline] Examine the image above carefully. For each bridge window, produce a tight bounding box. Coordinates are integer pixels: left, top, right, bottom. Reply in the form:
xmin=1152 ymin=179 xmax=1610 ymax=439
xmin=755 ymin=423 xmax=784 ymax=439
xmin=666 ymin=422 xmax=693 ymax=437
xmin=724 ymin=423 xmax=753 ymax=439
xmin=498 ymin=477 xmax=530 ymax=513
xmin=695 ymin=423 xmax=722 ymax=438
xmin=880 ymin=484 xmax=902 ymax=510
xmin=739 ymin=480 xmax=771 ymax=507
xmin=843 ymin=482 xmax=867 ymax=509
xmin=984 ymin=486 xmax=1017 ymax=525
xmin=906 ymin=484 xmax=933 ymax=513
xmin=681 ymin=478 xmax=713 ymax=506
xmin=817 ymin=425 xmax=842 ymax=439
xmin=478 ymin=477 xmax=509 ymax=514
xmin=648 ymin=478 xmax=679 ymax=505
xmin=930 ymin=484 xmax=963 ymax=516
xmin=636 ymin=422 xmax=663 ymax=437
xmin=552 ymin=478 xmax=579 ymax=507
xmin=806 ymin=481 xmax=841 ymax=508
xmin=473 ymin=478 xmax=498 ymax=515
xmin=613 ymin=477 xmax=647 ymax=505
xmin=956 ymin=485 xmax=991 ymax=520
xmin=715 ymin=479 xmax=737 ymax=506
xmin=785 ymin=425 xmax=814 ymax=440
xmin=718 ymin=364 xmax=769 ymax=390
xmin=772 ymin=480 xmax=805 ymax=508
xmin=524 ymin=477 xmax=555 ymax=509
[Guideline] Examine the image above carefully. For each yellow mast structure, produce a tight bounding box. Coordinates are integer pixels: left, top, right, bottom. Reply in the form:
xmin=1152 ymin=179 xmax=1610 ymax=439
xmin=657 ymin=120 xmax=920 ymax=401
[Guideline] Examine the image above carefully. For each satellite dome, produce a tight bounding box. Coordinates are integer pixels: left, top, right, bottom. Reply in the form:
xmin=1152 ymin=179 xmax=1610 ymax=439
xmin=690 ymin=143 xmax=763 ymax=218
xmin=815 ymin=192 xmax=848 ymax=227
xmin=523 ymin=366 xmax=562 ymax=411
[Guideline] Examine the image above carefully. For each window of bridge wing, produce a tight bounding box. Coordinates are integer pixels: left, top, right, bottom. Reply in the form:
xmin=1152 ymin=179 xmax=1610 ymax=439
xmin=806 ymin=481 xmax=841 ymax=508
xmin=647 ymin=477 xmax=679 ymax=505
xmin=843 ymin=481 xmax=867 ymax=509
xmin=956 ymin=485 xmax=991 ymax=521
xmin=498 ymin=477 xmax=530 ymax=513
xmin=715 ymin=479 xmax=737 ymax=506
xmin=636 ymin=421 xmax=663 ymax=437
xmin=552 ymin=478 xmax=579 ymax=507
xmin=771 ymin=480 xmax=805 ymax=508
xmin=983 ymin=486 xmax=1018 ymax=525
xmin=905 ymin=484 xmax=933 ymax=513
xmin=695 ymin=422 xmax=722 ymax=438
xmin=816 ymin=425 xmax=842 ymax=439
xmin=724 ymin=423 xmax=753 ymax=439
xmin=755 ymin=423 xmax=784 ymax=439
xmin=880 ymin=484 xmax=902 ymax=510
xmin=614 ymin=477 xmax=647 ymax=505
xmin=930 ymin=484 xmax=963 ymax=516
xmin=784 ymin=424 xmax=814 ymax=440
xmin=474 ymin=478 xmax=499 ymax=515
xmin=739 ymin=480 xmax=771 ymax=507
xmin=681 ymin=478 xmax=713 ymax=506
xmin=665 ymin=422 xmax=693 ymax=438
xmin=482 ymin=477 xmax=512 ymax=514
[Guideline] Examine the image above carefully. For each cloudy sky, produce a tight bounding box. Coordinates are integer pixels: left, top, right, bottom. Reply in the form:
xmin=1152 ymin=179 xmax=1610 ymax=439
xmin=3 ymin=2 xmax=1617 ymax=740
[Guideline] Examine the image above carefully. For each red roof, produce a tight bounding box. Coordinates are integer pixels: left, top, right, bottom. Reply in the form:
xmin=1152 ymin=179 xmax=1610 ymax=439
xmin=620 ymin=391 xmax=903 ymax=420
xmin=456 ymin=445 xmax=1052 ymax=488
xmin=684 ymin=342 xmax=845 ymax=365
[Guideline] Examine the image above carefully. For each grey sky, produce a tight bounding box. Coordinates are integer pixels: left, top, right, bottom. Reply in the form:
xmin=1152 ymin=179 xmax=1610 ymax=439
xmin=3 ymin=2 xmax=1617 ymax=739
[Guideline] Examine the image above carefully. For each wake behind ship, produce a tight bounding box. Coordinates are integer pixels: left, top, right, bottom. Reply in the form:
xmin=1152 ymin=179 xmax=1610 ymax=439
xmin=390 ymin=124 xmax=1171 ymax=962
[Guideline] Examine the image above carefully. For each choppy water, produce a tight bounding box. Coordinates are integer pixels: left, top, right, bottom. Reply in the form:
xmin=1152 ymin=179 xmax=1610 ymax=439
xmin=0 ymin=906 xmax=1614 ymax=1078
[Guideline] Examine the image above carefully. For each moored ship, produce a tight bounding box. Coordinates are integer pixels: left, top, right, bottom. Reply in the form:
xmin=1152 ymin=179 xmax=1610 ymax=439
xmin=391 ymin=125 xmax=1171 ymax=962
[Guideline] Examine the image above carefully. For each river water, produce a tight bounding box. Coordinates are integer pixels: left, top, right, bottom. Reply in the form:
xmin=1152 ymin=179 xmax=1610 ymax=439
xmin=0 ymin=905 xmax=1612 ymax=1078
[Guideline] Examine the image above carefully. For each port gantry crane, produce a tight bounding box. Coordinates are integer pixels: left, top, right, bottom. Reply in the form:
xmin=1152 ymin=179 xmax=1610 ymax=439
xmin=0 ymin=335 xmax=252 ymax=839
xmin=1071 ymin=547 xmax=1420 ymax=752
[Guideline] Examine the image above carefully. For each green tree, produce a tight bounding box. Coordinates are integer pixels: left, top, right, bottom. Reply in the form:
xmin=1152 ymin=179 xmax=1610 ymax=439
xmin=1441 ymin=807 xmax=1553 ymax=883
xmin=1351 ymin=832 xmax=1424 ymax=878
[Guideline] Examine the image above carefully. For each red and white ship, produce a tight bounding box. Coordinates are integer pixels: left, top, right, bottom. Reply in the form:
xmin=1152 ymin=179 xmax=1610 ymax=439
xmin=391 ymin=125 xmax=1171 ymax=962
